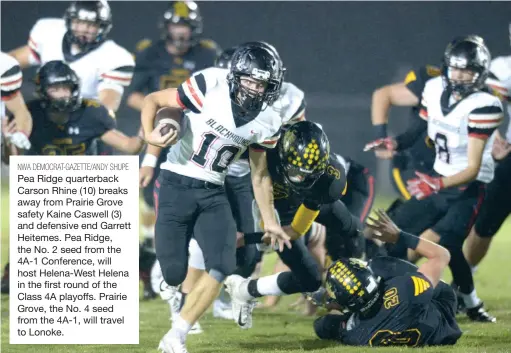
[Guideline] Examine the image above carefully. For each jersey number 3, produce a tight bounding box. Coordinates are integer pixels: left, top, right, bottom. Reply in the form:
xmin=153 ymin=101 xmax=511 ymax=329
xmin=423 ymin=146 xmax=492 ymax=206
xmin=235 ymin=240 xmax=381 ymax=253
xmin=191 ymin=132 xmax=241 ymax=173
xmin=434 ymin=133 xmax=450 ymax=164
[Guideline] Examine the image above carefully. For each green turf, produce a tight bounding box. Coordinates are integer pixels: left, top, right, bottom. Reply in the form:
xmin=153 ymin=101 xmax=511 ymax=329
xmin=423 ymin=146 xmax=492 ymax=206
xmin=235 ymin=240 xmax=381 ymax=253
xmin=1 ymin=183 xmax=511 ymax=352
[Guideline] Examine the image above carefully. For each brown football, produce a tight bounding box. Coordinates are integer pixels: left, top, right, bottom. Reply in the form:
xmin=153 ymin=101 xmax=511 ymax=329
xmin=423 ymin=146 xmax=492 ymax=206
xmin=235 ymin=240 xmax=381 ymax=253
xmin=155 ymin=107 xmax=182 ymax=136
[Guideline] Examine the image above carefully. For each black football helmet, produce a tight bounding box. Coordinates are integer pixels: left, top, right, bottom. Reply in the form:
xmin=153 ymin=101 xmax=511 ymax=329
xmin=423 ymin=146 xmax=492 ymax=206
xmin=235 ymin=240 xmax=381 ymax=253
xmin=215 ymin=47 xmax=237 ymax=70
xmin=36 ymin=61 xmax=82 ymax=113
xmin=325 ymin=258 xmax=382 ymax=314
xmin=442 ymin=35 xmax=491 ymax=98
xmin=228 ymin=45 xmax=284 ymax=112
xmin=277 ymin=121 xmax=330 ymax=190
xmin=160 ymin=1 xmax=203 ymax=50
xmin=64 ymin=1 xmax=112 ymax=51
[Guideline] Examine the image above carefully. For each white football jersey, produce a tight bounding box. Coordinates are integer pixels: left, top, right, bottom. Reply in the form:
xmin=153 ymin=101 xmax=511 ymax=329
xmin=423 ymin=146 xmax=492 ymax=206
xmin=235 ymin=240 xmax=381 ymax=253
xmin=488 ymin=55 xmax=511 ymax=143
xmin=160 ymin=68 xmax=283 ymax=185
xmin=27 ymin=18 xmax=134 ymax=100
xmin=421 ymin=76 xmax=503 ymax=183
xmin=0 ymin=52 xmax=23 ymax=117
xmin=191 ymin=67 xmax=306 ymax=178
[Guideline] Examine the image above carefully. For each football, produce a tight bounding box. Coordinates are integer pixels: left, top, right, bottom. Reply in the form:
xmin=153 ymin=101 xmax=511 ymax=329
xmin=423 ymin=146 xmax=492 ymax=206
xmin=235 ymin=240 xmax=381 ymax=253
xmin=155 ymin=107 xmax=182 ymax=136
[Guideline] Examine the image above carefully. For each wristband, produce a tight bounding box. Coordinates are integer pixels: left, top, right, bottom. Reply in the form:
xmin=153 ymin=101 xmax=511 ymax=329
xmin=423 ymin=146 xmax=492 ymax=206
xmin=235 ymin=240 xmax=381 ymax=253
xmin=373 ymin=124 xmax=388 ymax=139
xmin=291 ymin=204 xmax=320 ymax=236
xmin=397 ymin=230 xmax=420 ymax=250
xmin=141 ymin=154 xmax=158 ymax=168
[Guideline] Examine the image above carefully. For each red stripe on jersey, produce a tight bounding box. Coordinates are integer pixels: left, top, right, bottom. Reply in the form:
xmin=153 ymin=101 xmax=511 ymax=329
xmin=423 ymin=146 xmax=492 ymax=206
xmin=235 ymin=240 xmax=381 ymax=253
xmin=100 ymin=74 xmax=132 ymax=82
xmin=469 ymin=133 xmax=490 ymax=139
xmin=3 ymin=77 xmax=22 ymax=87
xmin=186 ymin=78 xmax=203 ymax=108
xmin=1 ymin=91 xmax=19 ymax=101
xmin=176 ymin=91 xmax=185 ymax=109
xmin=419 ymin=108 xmax=428 ymax=119
xmin=487 ymin=83 xmax=508 ymax=94
xmin=468 ymin=118 xmax=501 ymax=124
xmin=29 ymin=47 xmax=41 ymax=63
xmin=262 ymin=139 xmax=278 ymax=145
xmin=28 ymin=37 xmax=37 ymax=48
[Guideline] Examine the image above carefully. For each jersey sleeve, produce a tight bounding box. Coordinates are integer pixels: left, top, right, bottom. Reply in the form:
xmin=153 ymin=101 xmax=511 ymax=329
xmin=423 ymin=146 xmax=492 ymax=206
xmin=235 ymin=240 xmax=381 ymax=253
xmin=176 ymin=71 xmax=211 ymax=114
xmin=467 ymin=99 xmax=503 ymax=139
xmin=405 ymin=65 xmax=441 ymax=100
xmin=388 ymin=272 xmax=434 ymax=306
xmin=280 ymin=83 xmax=306 ymax=124
xmin=27 ymin=19 xmax=49 ymax=65
xmin=98 ymin=44 xmax=135 ymax=95
xmin=87 ymin=104 xmax=116 ymax=137
xmin=1 ymin=56 xmax=22 ymax=101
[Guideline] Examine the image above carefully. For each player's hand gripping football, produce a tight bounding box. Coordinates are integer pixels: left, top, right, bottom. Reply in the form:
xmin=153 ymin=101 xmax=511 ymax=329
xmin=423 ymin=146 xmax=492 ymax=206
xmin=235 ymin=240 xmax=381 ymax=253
xmin=363 ymin=137 xmax=397 ymax=160
xmin=262 ymin=223 xmax=292 ymax=252
xmin=145 ymin=122 xmax=178 ymax=148
xmin=365 ymin=209 xmax=401 ymax=244
xmin=407 ymin=171 xmax=443 ymax=200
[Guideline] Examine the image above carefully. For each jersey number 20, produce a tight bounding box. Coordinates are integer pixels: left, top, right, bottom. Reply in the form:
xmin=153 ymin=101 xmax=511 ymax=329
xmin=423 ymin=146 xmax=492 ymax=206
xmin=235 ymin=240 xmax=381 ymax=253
xmin=191 ymin=132 xmax=241 ymax=173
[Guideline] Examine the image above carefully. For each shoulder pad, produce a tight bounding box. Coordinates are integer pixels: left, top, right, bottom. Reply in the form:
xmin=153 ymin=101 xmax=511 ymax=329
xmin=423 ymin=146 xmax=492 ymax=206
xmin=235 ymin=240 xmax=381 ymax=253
xmin=135 ymin=38 xmax=153 ymax=53
xmin=199 ymin=39 xmax=220 ymax=51
xmin=425 ymin=65 xmax=441 ymax=78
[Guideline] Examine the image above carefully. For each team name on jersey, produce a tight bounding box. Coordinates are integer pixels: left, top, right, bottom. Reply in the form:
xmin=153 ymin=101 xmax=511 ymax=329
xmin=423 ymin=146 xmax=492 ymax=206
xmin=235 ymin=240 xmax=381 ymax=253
xmin=205 ymin=118 xmax=251 ymax=146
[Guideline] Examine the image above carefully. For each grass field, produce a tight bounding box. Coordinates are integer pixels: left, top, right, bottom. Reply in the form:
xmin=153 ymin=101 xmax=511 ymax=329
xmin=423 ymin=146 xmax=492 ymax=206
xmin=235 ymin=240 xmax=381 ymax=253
xmin=1 ymin=183 xmax=511 ymax=353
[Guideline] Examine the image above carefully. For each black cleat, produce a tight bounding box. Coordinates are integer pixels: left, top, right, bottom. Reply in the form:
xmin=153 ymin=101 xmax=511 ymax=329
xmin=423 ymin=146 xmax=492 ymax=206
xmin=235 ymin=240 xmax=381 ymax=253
xmin=466 ymin=302 xmax=496 ymax=323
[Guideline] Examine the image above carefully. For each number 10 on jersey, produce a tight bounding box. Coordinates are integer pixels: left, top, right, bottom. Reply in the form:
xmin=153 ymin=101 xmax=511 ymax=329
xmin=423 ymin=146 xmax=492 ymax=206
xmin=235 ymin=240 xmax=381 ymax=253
xmin=191 ymin=132 xmax=242 ymax=173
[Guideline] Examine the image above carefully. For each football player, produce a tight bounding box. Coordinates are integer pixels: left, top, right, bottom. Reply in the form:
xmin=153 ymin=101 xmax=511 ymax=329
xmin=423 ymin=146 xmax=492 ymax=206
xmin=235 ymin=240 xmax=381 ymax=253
xmin=382 ymin=36 xmax=501 ymax=322
xmin=8 ymin=0 xmax=134 ymax=155
xmin=141 ymin=45 xmax=291 ymax=353
xmin=463 ymin=28 xmax=511 ymax=271
xmin=225 ymin=121 xmax=363 ymax=329
xmin=1 ymin=61 xmax=144 ymax=157
xmin=312 ymin=209 xmax=461 ymax=347
xmin=149 ymin=42 xmax=304 ymax=324
xmin=1 ymin=52 xmax=32 ymax=157
xmin=366 ymin=64 xmax=438 ymax=202
xmin=132 ymin=2 xmax=221 ymax=277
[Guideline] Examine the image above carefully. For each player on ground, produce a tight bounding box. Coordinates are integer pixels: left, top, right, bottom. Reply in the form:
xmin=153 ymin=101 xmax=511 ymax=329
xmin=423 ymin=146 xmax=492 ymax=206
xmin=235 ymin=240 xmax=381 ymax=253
xmin=9 ymin=0 xmax=134 ymax=155
xmin=381 ymin=36 xmax=500 ymax=322
xmin=140 ymin=45 xmax=291 ymax=353
xmin=312 ymin=209 xmax=461 ymax=347
xmin=1 ymin=61 xmax=144 ymax=157
xmin=225 ymin=121 xmax=363 ymax=329
xmin=131 ymin=2 xmax=220 ymax=286
xmin=463 ymin=33 xmax=511 ymax=270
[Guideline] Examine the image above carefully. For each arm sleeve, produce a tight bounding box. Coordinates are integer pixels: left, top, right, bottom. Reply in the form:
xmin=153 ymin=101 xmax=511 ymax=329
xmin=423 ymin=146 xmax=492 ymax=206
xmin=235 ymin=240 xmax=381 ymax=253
xmin=98 ymin=47 xmax=135 ymax=95
xmin=1 ymin=62 xmax=22 ymax=101
xmin=467 ymin=103 xmax=503 ymax=139
xmin=176 ymin=72 xmax=208 ymax=113
xmin=395 ymin=113 xmax=428 ymax=150
xmin=92 ymin=106 xmax=117 ymax=136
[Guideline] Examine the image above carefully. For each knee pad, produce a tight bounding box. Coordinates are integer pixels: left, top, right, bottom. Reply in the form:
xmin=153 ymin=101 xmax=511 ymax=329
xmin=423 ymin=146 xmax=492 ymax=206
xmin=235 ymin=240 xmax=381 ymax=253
xmin=208 ymin=268 xmax=228 ymax=283
xmin=160 ymin=259 xmax=188 ymax=287
xmin=188 ymin=238 xmax=206 ymax=270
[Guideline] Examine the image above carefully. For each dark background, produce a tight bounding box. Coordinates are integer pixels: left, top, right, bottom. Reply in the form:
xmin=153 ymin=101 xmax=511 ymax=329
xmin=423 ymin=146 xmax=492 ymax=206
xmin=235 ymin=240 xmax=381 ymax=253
xmin=2 ymin=1 xmax=509 ymax=193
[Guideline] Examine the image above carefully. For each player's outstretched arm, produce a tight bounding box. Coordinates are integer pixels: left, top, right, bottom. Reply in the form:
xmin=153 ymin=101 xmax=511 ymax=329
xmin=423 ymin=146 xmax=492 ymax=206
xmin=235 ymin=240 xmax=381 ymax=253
xmin=140 ymin=88 xmax=181 ymax=139
xmin=249 ymin=147 xmax=291 ymax=252
xmin=371 ymin=82 xmax=419 ymax=128
xmin=366 ymin=209 xmax=450 ymax=287
xmin=100 ymin=128 xmax=144 ymax=154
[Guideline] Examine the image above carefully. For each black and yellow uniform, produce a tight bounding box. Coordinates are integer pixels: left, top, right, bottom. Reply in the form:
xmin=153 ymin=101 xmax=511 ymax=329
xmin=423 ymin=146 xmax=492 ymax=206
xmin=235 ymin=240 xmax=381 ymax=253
xmin=26 ymin=98 xmax=115 ymax=156
xmin=390 ymin=65 xmax=439 ymax=200
xmin=315 ymin=272 xmax=461 ymax=347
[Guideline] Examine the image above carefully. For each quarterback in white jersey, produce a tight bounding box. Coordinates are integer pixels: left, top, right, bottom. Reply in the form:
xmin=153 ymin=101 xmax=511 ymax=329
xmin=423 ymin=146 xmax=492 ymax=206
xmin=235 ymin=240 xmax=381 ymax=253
xmin=9 ymin=1 xmax=134 ymax=113
xmin=0 ymin=52 xmax=32 ymax=153
xmin=141 ymin=45 xmax=291 ymax=353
